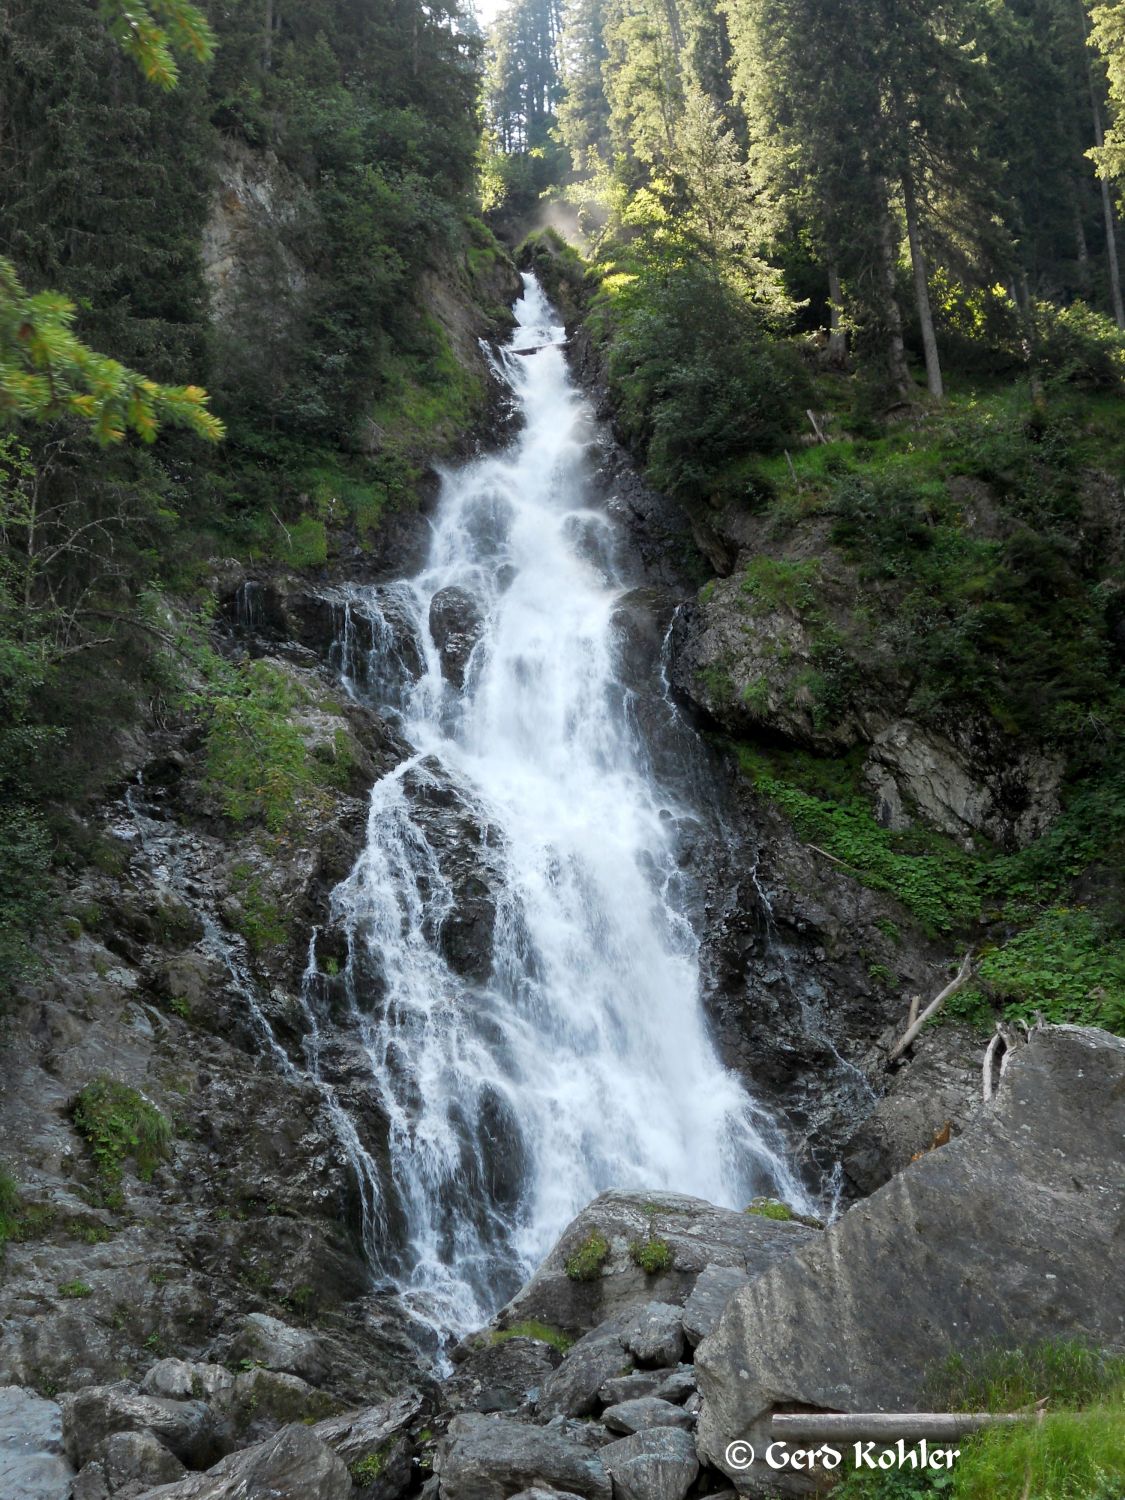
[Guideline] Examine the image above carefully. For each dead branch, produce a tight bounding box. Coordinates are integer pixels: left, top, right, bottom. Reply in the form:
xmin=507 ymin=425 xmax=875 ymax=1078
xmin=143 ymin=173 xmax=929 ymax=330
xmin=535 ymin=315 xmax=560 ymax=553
xmin=888 ymin=952 xmax=974 ymax=1062
xmin=807 ymin=408 xmax=829 ymax=444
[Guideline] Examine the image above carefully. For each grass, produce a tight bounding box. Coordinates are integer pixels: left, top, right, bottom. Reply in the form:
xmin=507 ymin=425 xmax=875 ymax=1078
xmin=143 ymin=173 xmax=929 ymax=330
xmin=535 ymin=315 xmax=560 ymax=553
xmin=564 ymin=1230 xmax=611 ymax=1282
xmin=492 ymin=1320 xmax=574 ymax=1354
xmin=72 ymin=1079 xmax=171 ymax=1203
xmin=630 ymin=1237 xmax=674 ymax=1274
xmin=746 ymin=1197 xmax=794 ymax=1221
xmin=58 ymin=1280 xmax=92 ymax=1298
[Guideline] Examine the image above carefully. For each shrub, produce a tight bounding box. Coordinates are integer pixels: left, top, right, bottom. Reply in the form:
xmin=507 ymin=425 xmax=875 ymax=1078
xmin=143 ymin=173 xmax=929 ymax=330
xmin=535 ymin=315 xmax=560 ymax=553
xmin=73 ymin=1080 xmax=172 ymax=1198
xmin=630 ymin=1237 xmax=673 ymax=1274
xmin=564 ymin=1230 xmax=611 ymax=1281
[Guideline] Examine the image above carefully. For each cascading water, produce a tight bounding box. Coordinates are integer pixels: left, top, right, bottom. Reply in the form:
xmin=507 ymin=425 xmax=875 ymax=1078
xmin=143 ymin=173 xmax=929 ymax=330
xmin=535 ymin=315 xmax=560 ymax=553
xmin=309 ymin=275 xmax=806 ymax=1335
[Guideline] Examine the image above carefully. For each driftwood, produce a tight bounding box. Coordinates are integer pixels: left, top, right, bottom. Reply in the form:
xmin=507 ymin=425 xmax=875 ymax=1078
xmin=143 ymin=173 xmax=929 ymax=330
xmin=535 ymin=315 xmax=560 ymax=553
xmin=771 ymin=1410 xmax=1040 ymax=1443
xmin=888 ymin=952 xmax=974 ymax=1062
xmin=807 ymin=408 xmax=829 ymax=444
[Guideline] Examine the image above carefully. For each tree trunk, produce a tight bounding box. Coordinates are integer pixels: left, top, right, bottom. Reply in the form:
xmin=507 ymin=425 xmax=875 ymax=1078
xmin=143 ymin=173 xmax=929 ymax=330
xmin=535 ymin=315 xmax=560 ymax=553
xmin=263 ymin=0 xmax=274 ymax=71
xmin=827 ymin=261 xmax=847 ymax=365
xmin=875 ymin=182 xmax=912 ymax=398
xmin=1079 ymin=2 xmax=1125 ymax=328
xmin=902 ymin=169 xmax=943 ymax=399
xmin=1074 ymin=191 xmax=1091 ymax=294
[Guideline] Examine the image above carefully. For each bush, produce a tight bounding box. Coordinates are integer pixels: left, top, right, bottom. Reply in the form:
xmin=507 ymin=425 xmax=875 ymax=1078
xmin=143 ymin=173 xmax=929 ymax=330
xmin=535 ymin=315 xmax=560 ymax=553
xmin=630 ymin=1237 xmax=674 ymax=1274
xmin=73 ymin=1079 xmax=172 ymax=1199
xmin=564 ymin=1230 xmax=611 ymax=1281
xmin=1033 ymin=301 xmax=1125 ymax=390
xmin=971 ymin=909 xmax=1125 ymax=1033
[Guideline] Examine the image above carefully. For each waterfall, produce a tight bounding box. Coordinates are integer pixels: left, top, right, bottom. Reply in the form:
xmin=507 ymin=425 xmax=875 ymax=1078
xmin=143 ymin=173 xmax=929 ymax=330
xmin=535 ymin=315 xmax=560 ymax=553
xmin=313 ymin=275 xmax=805 ymax=1335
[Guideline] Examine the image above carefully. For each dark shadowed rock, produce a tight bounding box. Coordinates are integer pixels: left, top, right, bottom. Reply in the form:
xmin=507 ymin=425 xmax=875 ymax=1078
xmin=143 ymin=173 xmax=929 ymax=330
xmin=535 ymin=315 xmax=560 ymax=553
xmin=61 ymin=1384 xmax=217 ymax=1470
xmin=537 ymin=1327 xmax=629 ymax=1419
xmin=621 ymin=1304 xmax=683 ymax=1368
xmin=0 ymin=1385 xmax=75 ymax=1500
xmin=597 ymin=1371 xmax=667 ymax=1406
xmin=681 ymin=1265 xmax=751 ymax=1348
xmin=314 ymin=1388 xmax=428 ymax=1500
xmin=652 ymin=1368 xmax=696 ymax=1404
xmin=495 ymin=1190 xmax=816 ymax=1338
xmin=434 ymin=1413 xmax=612 ymax=1500
xmin=429 ymin=588 xmax=486 ymax=689
xmin=73 ymin=1430 xmax=185 ymax=1499
xmin=443 ymin=1337 xmax=561 ymax=1413
xmin=229 ymin=1313 xmax=328 ymax=1385
xmin=135 ymin=1423 xmax=351 ymax=1499
xmin=601 ymin=1397 xmax=693 ymax=1435
xmin=599 ymin=1427 xmax=699 ymax=1500
xmin=696 ymin=1027 xmax=1125 ymax=1495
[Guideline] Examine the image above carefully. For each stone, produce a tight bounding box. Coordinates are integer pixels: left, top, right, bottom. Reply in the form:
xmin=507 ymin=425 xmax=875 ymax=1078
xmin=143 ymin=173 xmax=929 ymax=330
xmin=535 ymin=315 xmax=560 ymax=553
xmin=0 ymin=1385 xmax=75 ymax=1500
xmin=74 ymin=1430 xmax=185 ymax=1498
xmin=621 ymin=1303 xmax=683 ymax=1367
xmin=429 ymin=587 xmax=485 ymax=690
xmin=134 ymin=1422 xmax=351 ymax=1499
xmin=537 ymin=1328 xmax=630 ymax=1419
xmin=443 ymin=1337 xmax=561 ymax=1413
xmin=599 ymin=1427 xmax=699 ymax=1500
xmin=61 ymin=1383 xmax=217 ymax=1470
xmin=597 ymin=1371 xmax=667 ymax=1406
xmin=509 ymin=1491 xmax=586 ymax=1500
xmin=434 ymin=1413 xmax=612 ymax=1500
xmin=601 ymin=1398 xmax=693 ymax=1435
xmin=681 ymin=1265 xmax=750 ymax=1348
xmin=495 ymin=1190 xmax=815 ymax=1339
xmin=314 ymin=1389 xmax=428 ymax=1500
xmin=652 ymin=1368 xmax=696 ymax=1405
xmin=696 ymin=1027 xmax=1125 ymax=1494
xmin=229 ymin=1312 xmax=327 ymax=1385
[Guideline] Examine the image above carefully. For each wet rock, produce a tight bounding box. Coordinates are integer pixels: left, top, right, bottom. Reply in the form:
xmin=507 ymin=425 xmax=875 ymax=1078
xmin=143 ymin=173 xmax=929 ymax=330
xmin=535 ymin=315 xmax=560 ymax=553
xmin=61 ymin=1384 xmax=216 ymax=1470
xmin=496 ymin=1190 xmax=816 ymax=1338
xmin=601 ymin=1397 xmax=693 ymax=1435
xmin=696 ymin=1027 xmax=1125 ymax=1494
xmin=537 ymin=1327 xmax=629 ymax=1420
xmin=435 ymin=1413 xmax=612 ymax=1500
xmin=137 ymin=1422 xmax=351 ymax=1499
xmin=599 ymin=1427 xmax=699 ymax=1500
xmin=443 ymin=1337 xmax=561 ymax=1413
xmin=621 ymin=1303 xmax=683 ymax=1368
xmin=0 ymin=1385 xmax=75 ymax=1500
xmin=139 ymin=1362 xmax=231 ymax=1405
xmin=681 ymin=1265 xmax=751 ymax=1348
xmin=229 ymin=1313 xmax=328 ymax=1385
xmin=314 ymin=1388 xmax=428 ymax=1500
xmin=73 ymin=1430 xmax=185 ymax=1499
xmin=429 ymin=588 xmax=485 ymax=690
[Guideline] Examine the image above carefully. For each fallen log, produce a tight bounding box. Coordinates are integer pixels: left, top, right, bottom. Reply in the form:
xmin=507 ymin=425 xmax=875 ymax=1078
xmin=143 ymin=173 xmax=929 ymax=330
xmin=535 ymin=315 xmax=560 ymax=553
xmin=771 ymin=1410 xmax=1038 ymax=1443
xmin=888 ymin=951 xmax=974 ymax=1062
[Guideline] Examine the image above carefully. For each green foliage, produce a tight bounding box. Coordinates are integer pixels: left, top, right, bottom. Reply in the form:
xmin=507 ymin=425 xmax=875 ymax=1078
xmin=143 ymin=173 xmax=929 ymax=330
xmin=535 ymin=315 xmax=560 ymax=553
xmin=972 ymin=910 xmax=1125 ymax=1033
xmin=630 ymin=1236 xmax=673 ymax=1273
xmin=57 ymin=1280 xmax=93 ymax=1299
xmin=98 ymin=0 xmax=216 ymax=91
xmin=599 ymin=261 xmax=809 ymax=504
xmin=73 ymin=1079 xmax=172 ymax=1198
xmin=229 ymin=866 xmax=287 ymax=956
xmin=0 ymin=1164 xmax=20 ymax=1256
xmin=564 ymin=1230 xmax=611 ymax=1281
xmin=955 ymin=1404 xmax=1124 ymax=1500
xmin=492 ymin=1320 xmax=575 ymax=1353
xmin=350 ymin=1448 xmax=388 ymax=1485
xmin=745 ymin=1197 xmax=793 ymax=1221
xmin=928 ymin=1341 xmax=1125 ymax=1414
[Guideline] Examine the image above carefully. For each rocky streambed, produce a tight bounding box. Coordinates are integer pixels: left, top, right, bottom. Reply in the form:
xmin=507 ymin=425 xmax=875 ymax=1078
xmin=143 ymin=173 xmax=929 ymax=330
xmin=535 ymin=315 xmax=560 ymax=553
xmin=3 ymin=1024 xmax=1120 ymax=1499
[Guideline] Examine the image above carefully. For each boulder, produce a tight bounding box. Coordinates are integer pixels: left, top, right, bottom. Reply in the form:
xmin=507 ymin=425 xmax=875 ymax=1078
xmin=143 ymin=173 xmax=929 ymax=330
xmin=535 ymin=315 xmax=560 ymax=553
xmin=495 ymin=1190 xmax=816 ymax=1338
xmin=61 ymin=1383 xmax=216 ymax=1469
xmin=229 ymin=1312 xmax=327 ymax=1385
xmin=696 ymin=1027 xmax=1125 ymax=1494
xmin=652 ymin=1368 xmax=696 ymax=1405
xmin=599 ymin=1427 xmax=699 ymax=1500
xmin=601 ymin=1397 xmax=693 ymax=1435
xmin=537 ymin=1327 xmax=629 ymax=1419
xmin=313 ymin=1389 xmax=428 ymax=1500
xmin=139 ymin=1362 xmax=233 ymax=1406
xmin=621 ymin=1304 xmax=683 ymax=1368
xmin=443 ymin=1337 xmax=561 ymax=1413
xmin=597 ymin=1371 xmax=667 ymax=1406
xmin=429 ymin=587 xmax=485 ymax=690
xmin=134 ymin=1423 xmax=351 ymax=1499
xmin=681 ymin=1265 xmax=750 ymax=1348
xmin=73 ymin=1430 xmax=185 ymax=1499
xmin=434 ymin=1413 xmax=612 ymax=1500
xmin=0 ymin=1385 xmax=75 ymax=1500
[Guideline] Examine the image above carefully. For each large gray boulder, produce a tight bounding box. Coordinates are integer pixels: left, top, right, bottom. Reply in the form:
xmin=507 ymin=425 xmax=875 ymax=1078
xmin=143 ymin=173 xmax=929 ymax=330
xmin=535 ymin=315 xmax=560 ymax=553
xmin=601 ymin=1397 xmax=693 ymax=1435
xmin=696 ymin=1027 xmax=1125 ymax=1494
xmin=73 ymin=1430 xmax=185 ymax=1499
xmin=495 ymin=1190 xmax=816 ymax=1338
xmin=228 ymin=1312 xmax=328 ymax=1385
xmin=0 ymin=1385 xmax=75 ymax=1500
xmin=621 ymin=1303 xmax=684 ymax=1368
xmin=435 ymin=1413 xmax=612 ymax=1500
xmin=61 ymin=1384 xmax=217 ymax=1470
xmin=681 ymin=1265 xmax=751 ymax=1348
xmin=536 ymin=1327 xmax=629 ymax=1419
xmin=599 ymin=1427 xmax=699 ymax=1500
xmin=135 ymin=1423 xmax=351 ymax=1499
xmin=443 ymin=1337 xmax=562 ymax=1414
xmin=313 ymin=1388 xmax=428 ymax=1500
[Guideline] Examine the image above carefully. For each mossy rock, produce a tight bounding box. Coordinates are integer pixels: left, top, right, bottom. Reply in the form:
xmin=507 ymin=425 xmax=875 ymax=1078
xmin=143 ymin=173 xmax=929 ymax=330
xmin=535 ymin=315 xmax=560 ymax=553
xmin=564 ymin=1230 xmax=610 ymax=1282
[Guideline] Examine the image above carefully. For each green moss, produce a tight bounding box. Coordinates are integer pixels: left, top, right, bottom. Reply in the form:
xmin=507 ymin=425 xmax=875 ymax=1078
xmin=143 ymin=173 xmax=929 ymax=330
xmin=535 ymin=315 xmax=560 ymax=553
xmin=565 ymin=1230 xmax=611 ymax=1282
xmin=58 ymin=1280 xmax=93 ymax=1298
xmin=745 ymin=1197 xmax=793 ymax=1222
xmin=72 ymin=1079 xmax=171 ymax=1198
xmin=228 ymin=866 xmax=287 ymax=956
xmin=492 ymin=1320 xmax=574 ymax=1353
xmin=0 ymin=1164 xmax=20 ymax=1256
xmin=350 ymin=1448 xmax=387 ymax=1485
xmin=630 ymin=1237 xmax=674 ymax=1274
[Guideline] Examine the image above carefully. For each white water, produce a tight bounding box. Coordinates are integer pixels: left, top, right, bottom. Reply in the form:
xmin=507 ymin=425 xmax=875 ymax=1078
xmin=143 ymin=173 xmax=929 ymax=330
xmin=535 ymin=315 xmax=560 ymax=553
xmin=315 ymin=276 xmax=805 ymax=1334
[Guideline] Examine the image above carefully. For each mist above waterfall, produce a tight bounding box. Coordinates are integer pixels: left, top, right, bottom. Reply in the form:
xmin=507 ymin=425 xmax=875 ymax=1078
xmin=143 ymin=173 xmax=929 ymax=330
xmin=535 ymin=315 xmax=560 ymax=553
xmin=311 ymin=276 xmax=803 ymax=1335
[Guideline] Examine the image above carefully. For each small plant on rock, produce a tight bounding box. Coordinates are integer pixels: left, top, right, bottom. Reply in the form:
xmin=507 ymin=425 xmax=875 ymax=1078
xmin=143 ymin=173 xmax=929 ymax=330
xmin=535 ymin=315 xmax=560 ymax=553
xmin=630 ymin=1237 xmax=673 ymax=1274
xmin=73 ymin=1078 xmax=172 ymax=1203
xmin=746 ymin=1197 xmax=794 ymax=1221
xmin=564 ymin=1230 xmax=610 ymax=1282
xmin=58 ymin=1280 xmax=92 ymax=1299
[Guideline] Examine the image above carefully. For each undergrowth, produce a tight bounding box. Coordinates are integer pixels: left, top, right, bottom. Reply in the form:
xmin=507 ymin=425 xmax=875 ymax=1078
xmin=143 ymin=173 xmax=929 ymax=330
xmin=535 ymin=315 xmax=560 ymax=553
xmin=72 ymin=1079 xmax=172 ymax=1206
